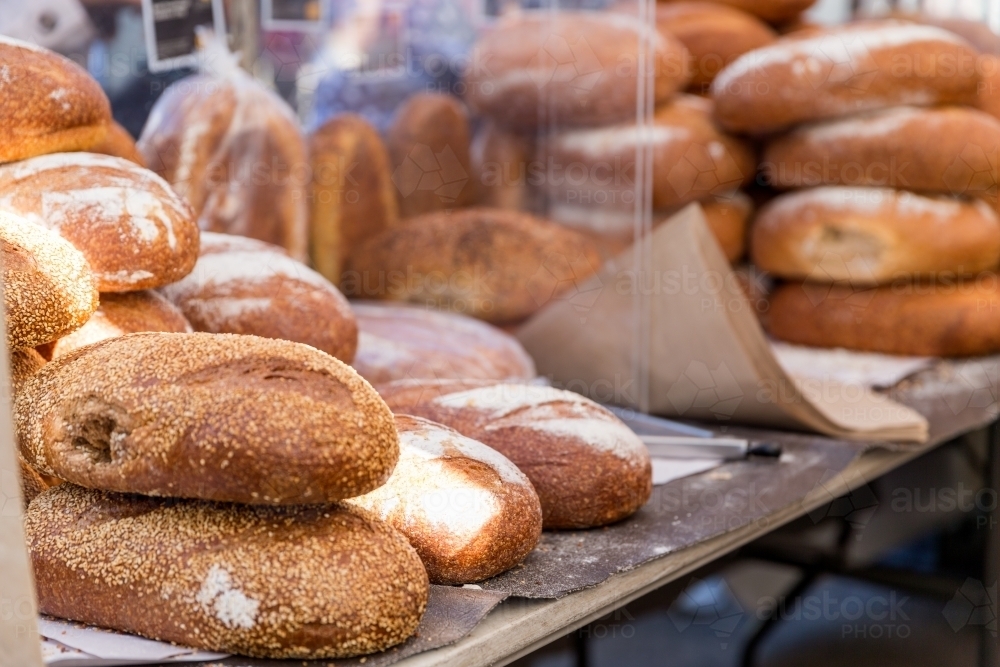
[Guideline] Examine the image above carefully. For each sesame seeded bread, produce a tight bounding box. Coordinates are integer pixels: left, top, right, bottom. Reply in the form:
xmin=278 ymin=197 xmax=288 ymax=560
xmin=0 ymin=153 xmax=199 ymax=292
xmin=26 ymin=484 xmax=429 ymax=659
xmin=41 ymin=291 xmax=192 ymax=360
xmin=0 ymin=210 xmax=98 ymax=351
xmin=16 ymin=332 xmax=398 ymax=504
xmin=160 ymin=232 xmax=358 ymax=363
xmin=402 ymin=384 xmax=653 ymax=529
xmin=0 ymin=36 xmax=111 ymax=164
xmin=11 ymin=349 xmax=61 ymax=506
xmin=348 ymin=415 xmax=542 ymax=584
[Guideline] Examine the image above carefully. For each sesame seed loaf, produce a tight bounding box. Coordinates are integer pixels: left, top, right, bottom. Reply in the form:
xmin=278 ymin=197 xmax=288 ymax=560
xmin=0 ymin=210 xmax=98 ymax=351
xmin=352 ymin=302 xmax=536 ymax=388
xmin=348 ymin=415 xmax=542 ymax=584
xmin=402 ymin=384 xmax=653 ymax=529
xmin=0 ymin=152 xmax=199 ymax=292
xmin=11 ymin=349 xmax=61 ymax=506
xmin=90 ymin=121 xmax=146 ymax=167
xmin=0 ymin=36 xmax=111 ymax=164
xmin=160 ymin=232 xmax=358 ymax=363
xmin=16 ymin=332 xmax=398 ymax=504
xmin=343 ymin=208 xmax=603 ymax=325
xmin=26 ymin=484 xmax=429 ymax=659
xmin=41 ymin=291 xmax=192 ymax=360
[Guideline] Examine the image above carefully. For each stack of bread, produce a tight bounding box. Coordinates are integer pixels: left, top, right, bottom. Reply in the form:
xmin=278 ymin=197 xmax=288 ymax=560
xmin=712 ymin=20 xmax=1000 ymax=356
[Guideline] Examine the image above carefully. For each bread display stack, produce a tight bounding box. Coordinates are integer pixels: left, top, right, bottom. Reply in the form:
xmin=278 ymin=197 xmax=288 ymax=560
xmin=713 ymin=21 xmax=1000 ymax=356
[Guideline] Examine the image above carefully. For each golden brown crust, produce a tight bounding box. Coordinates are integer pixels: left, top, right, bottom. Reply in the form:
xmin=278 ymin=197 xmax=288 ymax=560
xmin=138 ymin=74 xmax=309 ymax=261
xmin=656 ymin=2 xmax=777 ymax=89
xmin=352 ymin=302 xmax=536 ymax=387
xmin=387 ymin=93 xmax=476 ymax=218
xmin=0 ymin=37 xmax=111 ymax=164
xmin=90 ymin=121 xmax=146 ymax=166
xmin=348 ymin=415 xmax=542 ymax=584
xmin=712 ymin=23 xmax=981 ymax=135
xmin=378 ymin=379 xmax=507 ymax=411
xmin=750 ymin=187 xmax=1000 ymax=285
xmin=0 ymin=210 xmax=98 ymax=351
xmin=309 ymin=113 xmax=398 ymax=284
xmin=160 ymin=232 xmax=358 ymax=363
xmin=701 ymin=193 xmax=752 ymax=263
xmin=767 ymin=277 xmax=1000 ymax=357
xmin=401 ymin=384 xmax=652 ymax=529
xmin=27 ymin=484 xmax=429 ymax=659
xmin=345 ymin=208 xmax=602 ymax=324
xmin=45 ymin=291 xmax=191 ymax=360
xmin=0 ymin=153 xmax=199 ymax=292
xmin=977 ymin=55 xmax=1000 ymax=121
xmin=16 ymin=332 xmax=398 ymax=504
xmin=465 ymin=11 xmax=690 ymax=130
xmin=659 ymin=0 xmax=817 ymax=23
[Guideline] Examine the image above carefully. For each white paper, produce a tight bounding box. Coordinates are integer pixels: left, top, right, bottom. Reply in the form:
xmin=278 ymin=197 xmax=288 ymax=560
xmin=39 ymin=618 xmax=228 ymax=666
xmin=651 ymin=458 xmax=723 ymax=486
xmin=770 ymin=341 xmax=932 ymax=389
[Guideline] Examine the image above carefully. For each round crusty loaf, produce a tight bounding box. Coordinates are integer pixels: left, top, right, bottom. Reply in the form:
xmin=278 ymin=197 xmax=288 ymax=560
xmin=309 ymin=113 xmax=398 ymax=285
xmin=659 ymin=0 xmax=817 ymax=23
xmin=27 ymin=484 xmax=428 ymax=659
xmin=344 ymin=208 xmax=603 ymax=325
xmin=767 ymin=278 xmax=1000 ymax=357
xmin=404 ymin=384 xmax=652 ymax=529
xmin=16 ymin=332 xmax=397 ymax=504
xmin=656 ymin=2 xmax=777 ymax=89
xmin=0 ymin=210 xmax=98 ymax=351
xmin=0 ymin=152 xmax=199 ymax=292
xmin=90 ymin=120 xmax=146 ymax=166
xmin=12 ymin=349 xmax=61 ymax=506
xmin=750 ymin=187 xmax=1000 ymax=285
xmin=352 ymin=302 xmax=536 ymax=387
xmin=42 ymin=291 xmax=191 ymax=360
xmin=378 ymin=379 xmax=506 ymax=412
xmin=712 ymin=23 xmax=981 ymax=135
xmin=160 ymin=232 xmax=358 ymax=363
xmin=0 ymin=36 xmax=111 ymax=164
xmin=465 ymin=11 xmax=690 ymax=130
xmin=762 ymin=106 xmax=1000 ymax=202
xmin=387 ymin=93 xmax=476 ymax=218
xmin=348 ymin=415 xmax=542 ymax=584
xmin=138 ymin=73 xmax=309 ymax=261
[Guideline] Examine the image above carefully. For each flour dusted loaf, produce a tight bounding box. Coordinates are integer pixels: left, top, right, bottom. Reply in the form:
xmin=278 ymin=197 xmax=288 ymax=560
xmin=41 ymin=291 xmax=191 ymax=360
xmin=659 ymin=0 xmax=817 ymax=23
xmin=0 ymin=210 xmax=97 ymax=351
xmin=309 ymin=113 xmax=398 ymax=285
xmin=16 ymin=332 xmax=397 ymax=504
xmin=345 ymin=208 xmax=602 ymax=325
xmin=404 ymin=384 xmax=652 ymax=529
xmin=767 ymin=278 xmax=1000 ymax=357
xmin=349 ymin=415 xmax=541 ymax=584
xmin=27 ymin=484 xmax=428 ymax=659
xmin=763 ymin=106 xmax=1000 ymax=202
xmin=138 ymin=72 xmax=309 ymax=261
xmin=750 ymin=187 xmax=1000 ymax=284
xmin=352 ymin=303 xmax=535 ymax=387
xmin=712 ymin=23 xmax=981 ymax=134
xmin=0 ymin=153 xmax=199 ymax=292
xmin=0 ymin=36 xmax=111 ymax=164
xmin=161 ymin=232 xmax=357 ymax=362
xmin=465 ymin=11 xmax=690 ymax=130
xmin=91 ymin=121 xmax=145 ymax=166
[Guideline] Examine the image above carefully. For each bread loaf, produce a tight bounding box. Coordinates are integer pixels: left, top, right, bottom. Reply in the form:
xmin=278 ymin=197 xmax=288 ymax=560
xmin=659 ymin=0 xmax=818 ymax=23
xmin=712 ymin=23 xmax=981 ymax=134
xmin=90 ymin=121 xmax=146 ymax=166
xmin=750 ymin=187 xmax=1000 ymax=285
xmin=0 ymin=152 xmax=199 ymax=292
xmin=41 ymin=291 xmax=191 ymax=360
xmin=344 ymin=208 xmax=602 ymax=324
xmin=977 ymin=55 xmax=1000 ymax=121
xmin=0 ymin=36 xmax=111 ymax=164
xmin=656 ymin=2 xmax=777 ymax=90
xmin=138 ymin=73 xmax=309 ymax=261
xmin=767 ymin=277 xmax=1000 ymax=357
xmin=309 ymin=113 xmax=398 ymax=285
xmin=12 ymin=349 xmax=60 ymax=506
xmin=471 ymin=120 xmax=535 ymax=211
xmin=348 ymin=415 xmax=542 ymax=584
xmin=465 ymin=11 xmax=690 ymax=130
xmin=378 ymin=378 xmax=505 ymax=412
xmin=763 ymin=106 xmax=1000 ymax=203
xmin=0 ymin=210 xmax=98 ymax=351
xmin=403 ymin=384 xmax=652 ymax=529
xmin=27 ymin=484 xmax=428 ymax=659
xmin=387 ymin=93 xmax=476 ymax=218
xmin=16 ymin=332 xmax=397 ymax=504
xmin=160 ymin=232 xmax=358 ymax=363
xmin=702 ymin=193 xmax=753 ymax=263
xmin=352 ymin=303 xmax=535 ymax=387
